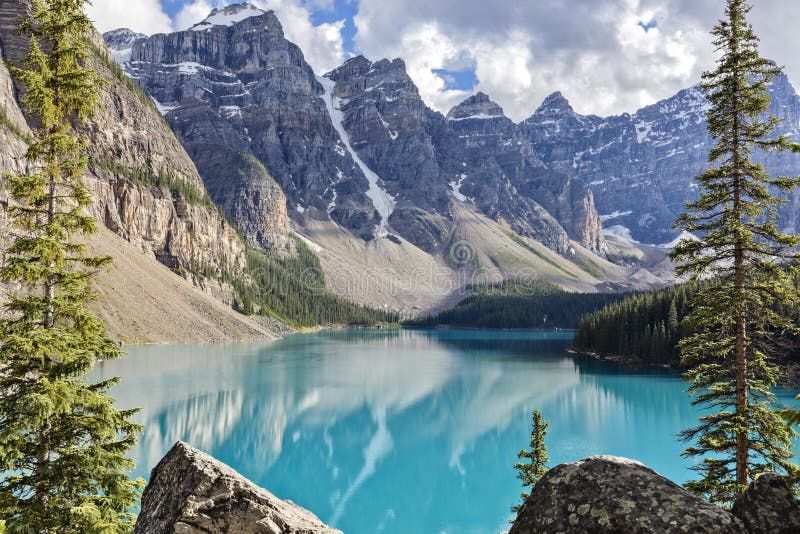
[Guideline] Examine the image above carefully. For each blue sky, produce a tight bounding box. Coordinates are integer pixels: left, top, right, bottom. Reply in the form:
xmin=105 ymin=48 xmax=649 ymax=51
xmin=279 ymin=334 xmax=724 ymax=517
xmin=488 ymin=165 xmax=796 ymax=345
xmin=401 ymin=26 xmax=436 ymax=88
xmin=87 ymin=0 xmax=800 ymax=121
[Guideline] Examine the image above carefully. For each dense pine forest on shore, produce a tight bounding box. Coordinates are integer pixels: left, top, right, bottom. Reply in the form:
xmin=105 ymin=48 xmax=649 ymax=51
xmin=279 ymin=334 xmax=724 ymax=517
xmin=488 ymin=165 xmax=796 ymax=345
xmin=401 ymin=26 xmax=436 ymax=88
xmin=405 ymin=280 xmax=628 ymax=329
xmin=573 ymin=279 xmax=800 ymax=370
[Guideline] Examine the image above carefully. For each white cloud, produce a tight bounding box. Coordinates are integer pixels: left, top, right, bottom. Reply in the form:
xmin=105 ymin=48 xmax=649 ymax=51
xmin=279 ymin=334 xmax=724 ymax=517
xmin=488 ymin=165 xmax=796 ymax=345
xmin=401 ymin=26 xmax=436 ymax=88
xmin=353 ymin=0 xmax=797 ymax=121
xmin=252 ymin=0 xmax=345 ymax=74
xmin=173 ymin=0 xmax=216 ymax=32
xmin=88 ymin=0 xmax=800 ymax=122
xmin=172 ymin=0 xmax=345 ymax=74
xmin=86 ymin=0 xmax=173 ymax=35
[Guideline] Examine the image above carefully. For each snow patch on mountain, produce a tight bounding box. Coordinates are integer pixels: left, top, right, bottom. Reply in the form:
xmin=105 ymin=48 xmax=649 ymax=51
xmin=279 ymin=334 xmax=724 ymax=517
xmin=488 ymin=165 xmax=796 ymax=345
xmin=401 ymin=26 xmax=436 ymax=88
xmin=658 ymin=231 xmax=700 ymax=249
xmin=448 ymin=113 xmax=503 ymax=122
xmin=603 ymin=224 xmax=638 ymax=243
xmin=318 ymin=76 xmax=396 ymax=237
xmin=600 ymin=210 xmax=632 ymax=222
xmin=102 ymin=28 xmax=146 ymax=66
xmin=151 ymin=97 xmax=178 ymax=116
xmin=449 ymin=174 xmax=468 ymax=202
xmin=191 ymin=3 xmax=266 ymax=31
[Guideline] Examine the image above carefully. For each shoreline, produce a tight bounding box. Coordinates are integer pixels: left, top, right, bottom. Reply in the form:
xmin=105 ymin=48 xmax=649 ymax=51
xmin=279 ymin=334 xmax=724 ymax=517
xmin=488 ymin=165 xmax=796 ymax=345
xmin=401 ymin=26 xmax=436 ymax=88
xmin=570 ymin=348 xmax=800 ymax=390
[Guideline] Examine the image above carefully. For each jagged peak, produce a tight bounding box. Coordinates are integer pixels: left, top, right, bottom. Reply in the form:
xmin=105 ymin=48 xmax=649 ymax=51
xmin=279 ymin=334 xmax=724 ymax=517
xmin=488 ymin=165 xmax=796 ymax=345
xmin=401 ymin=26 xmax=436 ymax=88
xmin=103 ymin=28 xmax=146 ymax=39
xmin=534 ymin=91 xmax=575 ymax=115
xmin=326 ymin=55 xmax=408 ymax=81
xmin=190 ymin=3 xmax=268 ymax=31
xmin=446 ymin=91 xmax=505 ymax=121
xmin=102 ymin=28 xmax=147 ymax=50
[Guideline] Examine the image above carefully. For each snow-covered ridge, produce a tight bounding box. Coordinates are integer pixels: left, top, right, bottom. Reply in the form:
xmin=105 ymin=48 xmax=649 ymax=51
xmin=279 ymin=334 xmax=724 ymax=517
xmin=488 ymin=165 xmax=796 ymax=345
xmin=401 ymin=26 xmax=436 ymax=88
xmin=317 ymin=76 xmax=396 ymax=237
xmin=191 ymin=3 xmax=266 ymax=31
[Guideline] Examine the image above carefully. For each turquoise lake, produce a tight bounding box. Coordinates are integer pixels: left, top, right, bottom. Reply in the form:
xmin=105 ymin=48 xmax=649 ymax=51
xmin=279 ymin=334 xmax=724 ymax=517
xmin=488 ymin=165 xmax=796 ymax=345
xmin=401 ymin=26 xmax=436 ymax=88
xmin=91 ymin=329 xmax=800 ymax=533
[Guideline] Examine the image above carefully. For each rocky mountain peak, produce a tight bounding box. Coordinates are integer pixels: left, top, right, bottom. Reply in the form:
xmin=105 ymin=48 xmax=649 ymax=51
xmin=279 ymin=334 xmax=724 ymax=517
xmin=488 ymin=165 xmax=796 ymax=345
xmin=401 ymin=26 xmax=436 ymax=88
xmin=325 ymin=55 xmax=409 ymax=88
xmin=534 ymin=91 xmax=575 ymax=116
xmin=190 ymin=3 xmax=268 ymax=31
xmin=103 ymin=28 xmax=146 ymax=47
xmin=447 ymin=91 xmax=505 ymax=120
xmin=102 ymin=28 xmax=146 ymax=63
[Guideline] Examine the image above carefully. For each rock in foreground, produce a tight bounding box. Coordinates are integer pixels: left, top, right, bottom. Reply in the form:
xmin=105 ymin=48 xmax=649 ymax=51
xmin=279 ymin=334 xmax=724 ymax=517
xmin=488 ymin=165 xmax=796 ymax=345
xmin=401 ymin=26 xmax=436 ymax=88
xmin=732 ymin=473 xmax=800 ymax=534
xmin=134 ymin=441 xmax=341 ymax=534
xmin=509 ymin=455 xmax=747 ymax=533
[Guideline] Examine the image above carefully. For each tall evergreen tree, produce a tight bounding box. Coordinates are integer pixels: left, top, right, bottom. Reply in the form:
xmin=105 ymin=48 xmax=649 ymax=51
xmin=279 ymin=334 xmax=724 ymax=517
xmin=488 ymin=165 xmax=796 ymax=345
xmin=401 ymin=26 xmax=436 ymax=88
xmin=512 ymin=409 xmax=549 ymax=515
xmin=0 ymin=0 xmax=143 ymax=531
xmin=669 ymin=0 xmax=800 ymax=504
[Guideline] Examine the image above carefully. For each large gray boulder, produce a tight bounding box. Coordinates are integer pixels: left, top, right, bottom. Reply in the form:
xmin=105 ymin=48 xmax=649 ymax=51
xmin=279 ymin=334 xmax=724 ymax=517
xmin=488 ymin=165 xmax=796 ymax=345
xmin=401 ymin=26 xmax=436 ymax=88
xmin=134 ymin=441 xmax=341 ymax=534
xmin=732 ymin=473 xmax=800 ymax=534
xmin=509 ymin=455 xmax=747 ymax=533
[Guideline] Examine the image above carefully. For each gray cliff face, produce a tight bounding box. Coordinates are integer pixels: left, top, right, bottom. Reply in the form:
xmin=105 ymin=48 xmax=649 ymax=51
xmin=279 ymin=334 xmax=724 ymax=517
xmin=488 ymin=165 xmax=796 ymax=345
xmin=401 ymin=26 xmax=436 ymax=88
xmin=134 ymin=441 xmax=341 ymax=534
xmin=322 ymin=59 xmax=605 ymax=256
xmin=523 ymin=78 xmax=800 ymax=244
xmin=443 ymin=93 xmax=604 ymax=255
xmin=323 ymin=56 xmax=451 ymax=250
xmin=105 ymin=9 xmax=606 ymax=258
xmin=510 ymin=455 xmax=748 ymax=533
xmin=187 ymin=143 xmax=291 ymax=251
xmin=0 ymin=0 xmax=249 ymax=301
xmin=109 ymin=4 xmax=378 ymax=241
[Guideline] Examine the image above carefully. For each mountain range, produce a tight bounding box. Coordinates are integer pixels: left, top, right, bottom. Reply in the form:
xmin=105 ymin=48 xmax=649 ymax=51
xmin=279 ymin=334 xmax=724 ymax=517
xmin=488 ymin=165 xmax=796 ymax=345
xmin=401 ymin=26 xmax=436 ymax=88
xmin=3 ymin=1 xmax=800 ymax=339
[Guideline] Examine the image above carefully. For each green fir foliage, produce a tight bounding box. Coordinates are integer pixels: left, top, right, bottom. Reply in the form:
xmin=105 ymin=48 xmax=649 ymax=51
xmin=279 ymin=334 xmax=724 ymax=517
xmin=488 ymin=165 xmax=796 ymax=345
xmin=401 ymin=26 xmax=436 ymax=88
xmin=0 ymin=1 xmax=143 ymax=531
xmin=512 ymin=410 xmax=549 ymax=515
xmin=669 ymin=0 xmax=800 ymax=503
xmin=573 ymin=283 xmax=698 ymax=364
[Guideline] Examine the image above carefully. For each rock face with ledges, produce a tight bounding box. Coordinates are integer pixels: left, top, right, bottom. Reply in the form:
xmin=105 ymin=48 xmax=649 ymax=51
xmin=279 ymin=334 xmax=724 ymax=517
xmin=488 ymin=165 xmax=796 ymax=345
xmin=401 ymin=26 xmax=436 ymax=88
xmin=509 ymin=455 xmax=748 ymax=533
xmin=443 ymin=93 xmax=605 ymax=255
xmin=112 ymin=4 xmax=378 ymax=240
xmin=523 ymin=78 xmax=800 ymax=244
xmin=731 ymin=473 xmax=800 ymax=534
xmin=106 ymin=9 xmax=607 ymax=258
xmin=322 ymin=59 xmax=606 ymax=256
xmin=323 ymin=56 xmax=451 ymax=250
xmin=134 ymin=441 xmax=341 ymax=534
xmin=187 ymin=143 xmax=291 ymax=251
xmin=0 ymin=0 xmax=251 ymax=302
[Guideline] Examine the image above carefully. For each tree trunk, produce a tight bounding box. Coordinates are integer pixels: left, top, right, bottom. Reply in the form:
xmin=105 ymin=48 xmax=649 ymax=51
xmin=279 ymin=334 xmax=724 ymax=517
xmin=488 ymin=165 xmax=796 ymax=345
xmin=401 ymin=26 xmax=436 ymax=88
xmin=732 ymin=103 xmax=749 ymax=492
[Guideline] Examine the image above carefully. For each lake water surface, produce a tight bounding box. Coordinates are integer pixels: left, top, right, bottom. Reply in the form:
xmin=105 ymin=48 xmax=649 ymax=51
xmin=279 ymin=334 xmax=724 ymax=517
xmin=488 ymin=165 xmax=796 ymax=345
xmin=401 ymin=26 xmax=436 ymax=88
xmin=91 ymin=329 xmax=800 ymax=534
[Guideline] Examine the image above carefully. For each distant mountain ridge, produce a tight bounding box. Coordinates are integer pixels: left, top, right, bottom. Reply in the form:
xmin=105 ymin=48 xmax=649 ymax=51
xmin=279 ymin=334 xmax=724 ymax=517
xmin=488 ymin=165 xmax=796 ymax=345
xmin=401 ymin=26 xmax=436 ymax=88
xmin=521 ymin=76 xmax=800 ymax=244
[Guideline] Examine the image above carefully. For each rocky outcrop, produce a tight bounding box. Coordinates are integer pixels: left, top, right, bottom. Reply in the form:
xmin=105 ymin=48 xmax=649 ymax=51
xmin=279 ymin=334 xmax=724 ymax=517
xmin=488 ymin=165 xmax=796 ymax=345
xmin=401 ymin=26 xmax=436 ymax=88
xmin=509 ymin=456 xmax=748 ymax=533
xmin=322 ymin=59 xmax=606 ymax=256
xmin=442 ymin=92 xmax=605 ymax=255
xmin=187 ymin=143 xmax=291 ymax=251
xmin=522 ymin=78 xmax=800 ymax=244
xmin=0 ymin=0 xmax=250 ymax=301
xmin=442 ymin=93 xmax=571 ymax=255
xmin=101 ymin=27 xmax=144 ymax=63
xmin=134 ymin=441 xmax=341 ymax=534
xmin=323 ymin=56 xmax=450 ymax=249
xmin=732 ymin=473 xmax=800 ymax=534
